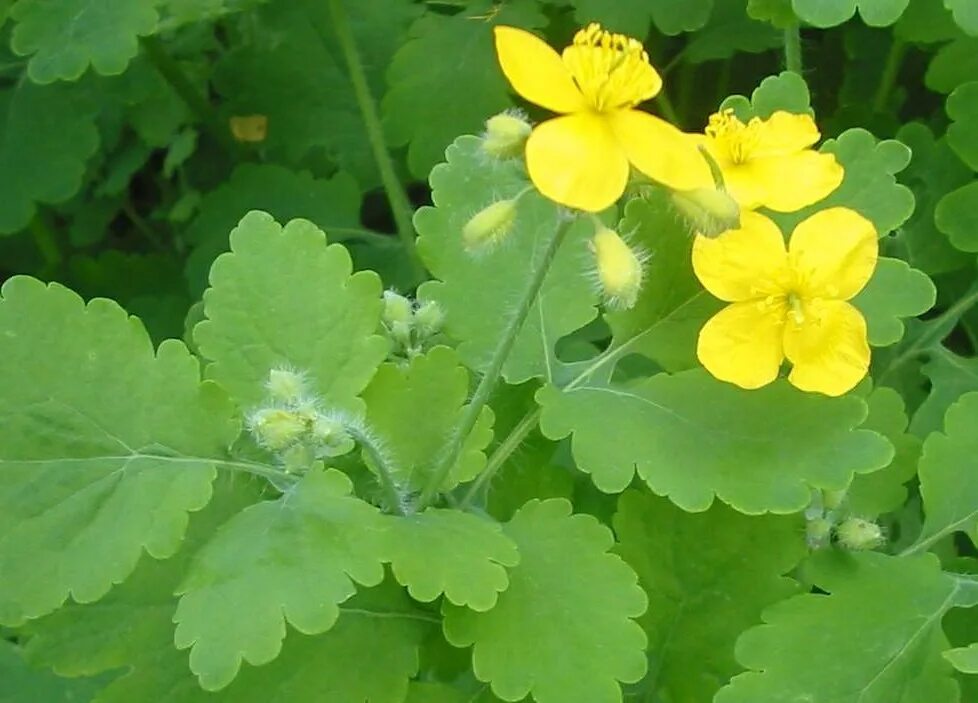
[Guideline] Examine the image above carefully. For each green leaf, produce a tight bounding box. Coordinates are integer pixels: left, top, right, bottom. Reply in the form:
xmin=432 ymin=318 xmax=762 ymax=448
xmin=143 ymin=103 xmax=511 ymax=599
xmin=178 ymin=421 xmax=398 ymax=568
xmin=485 ymin=436 xmax=575 ymax=521
xmin=195 ymin=211 xmax=388 ymax=413
xmin=361 ymin=347 xmax=493 ymax=493
xmin=613 ymin=490 xmax=804 ymax=702
xmin=747 ymin=0 xmax=796 ymax=28
xmin=944 ymin=643 xmax=978 ymax=673
xmin=173 ymin=469 xmax=389 ymax=690
xmin=778 ymin=128 xmax=915 ymax=237
xmin=852 ymin=257 xmax=936 ymax=346
xmin=720 ymin=71 xmax=813 ymax=119
xmin=893 ymin=123 xmax=973 ymax=275
xmin=684 ymin=0 xmax=782 ymax=63
xmin=0 ymin=276 xmax=236 ymax=626
xmin=382 ymin=0 xmax=544 ymax=180
xmin=184 ymin=164 xmax=362 ymax=296
xmin=912 ymin=346 xmax=978 ymax=437
xmin=444 ymin=499 xmax=647 ymax=703
xmin=382 ymin=509 xmax=519 ymax=611
xmin=846 ymin=387 xmax=921 ymax=517
xmin=567 ymin=0 xmax=712 ymax=36
xmin=791 ymin=0 xmax=909 ymax=27
xmin=936 ymin=181 xmax=978 ymax=253
xmin=947 ymin=82 xmax=978 ymax=170
xmin=717 ymin=551 xmax=978 ymax=703
xmin=10 ymin=0 xmax=157 ymax=83
xmin=416 ymin=136 xmax=598 ymax=384
xmin=926 ymin=37 xmax=978 ymax=94
xmin=537 ymin=369 xmax=893 ymax=512
xmin=0 ymin=81 xmax=99 ymax=233
xmin=895 ymin=0 xmax=959 ymax=42
xmin=0 ymin=641 xmax=106 ymax=703
xmin=945 ymin=0 xmax=978 ymax=34
xmin=913 ymin=392 xmax=978 ymax=550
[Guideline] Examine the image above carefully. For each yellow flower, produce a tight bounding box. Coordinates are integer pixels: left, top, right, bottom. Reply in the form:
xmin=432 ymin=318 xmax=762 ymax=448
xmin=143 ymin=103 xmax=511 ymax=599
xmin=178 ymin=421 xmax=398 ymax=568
xmin=693 ymin=109 xmax=843 ymax=212
xmin=493 ymin=23 xmax=711 ymax=212
xmin=692 ymin=207 xmax=877 ymax=396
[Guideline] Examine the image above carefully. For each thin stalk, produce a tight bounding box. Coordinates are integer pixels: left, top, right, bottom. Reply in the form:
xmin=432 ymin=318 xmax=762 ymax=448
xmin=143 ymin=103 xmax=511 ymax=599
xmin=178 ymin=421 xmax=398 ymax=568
xmin=460 ymin=407 xmax=541 ymax=508
xmin=29 ymin=212 xmax=61 ymax=273
xmin=872 ymin=39 xmax=906 ymax=114
xmin=327 ymin=0 xmax=425 ymax=281
xmin=784 ymin=22 xmax=803 ymax=74
xmin=122 ymin=200 xmax=167 ymax=252
xmin=348 ymin=426 xmax=407 ymax=516
xmin=139 ymin=36 xmax=241 ymax=158
xmin=655 ymin=90 xmax=681 ymax=126
xmin=415 ymin=215 xmax=574 ymax=511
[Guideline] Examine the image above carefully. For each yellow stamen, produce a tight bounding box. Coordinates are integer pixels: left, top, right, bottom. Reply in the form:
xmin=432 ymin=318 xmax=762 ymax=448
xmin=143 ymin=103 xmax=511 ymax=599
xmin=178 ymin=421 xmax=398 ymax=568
xmin=787 ymin=292 xmax=805 ymax=325
xmin=706 ymin=109 xmax=762 ymax=165
xmin=561 ymin=23 xmax=660 ymax=111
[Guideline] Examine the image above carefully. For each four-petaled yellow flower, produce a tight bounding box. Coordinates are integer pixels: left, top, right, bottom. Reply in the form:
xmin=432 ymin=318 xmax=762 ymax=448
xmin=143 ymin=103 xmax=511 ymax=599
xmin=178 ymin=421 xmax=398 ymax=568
xmin=693 ymin=109 xmax=844 ymax=212
xmin=493 ymin=23 xmax=711 ymax=212
xmin=692 ymin=207 xmax=877 ymax=396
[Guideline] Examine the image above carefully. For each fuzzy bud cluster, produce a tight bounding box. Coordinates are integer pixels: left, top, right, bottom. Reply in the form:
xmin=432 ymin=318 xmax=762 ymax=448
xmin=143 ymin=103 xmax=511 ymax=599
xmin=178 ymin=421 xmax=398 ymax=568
xmin=380 ymin=291 xmax=445 ymax=362
xmin=481 ymin=110 xmax=531 ymax=159
xmin=804 ymin=487 xmax=886 ymax=552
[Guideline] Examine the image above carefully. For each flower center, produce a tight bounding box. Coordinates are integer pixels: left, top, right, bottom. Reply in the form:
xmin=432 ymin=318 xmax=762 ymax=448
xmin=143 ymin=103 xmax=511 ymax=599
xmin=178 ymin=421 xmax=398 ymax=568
xmin=706 ymin=109 xmax=761 ymax=165
xmin=561 ymin=23 xmax=661 ymax=112
xmin=786 ymin=292 xmax=806 ymax=325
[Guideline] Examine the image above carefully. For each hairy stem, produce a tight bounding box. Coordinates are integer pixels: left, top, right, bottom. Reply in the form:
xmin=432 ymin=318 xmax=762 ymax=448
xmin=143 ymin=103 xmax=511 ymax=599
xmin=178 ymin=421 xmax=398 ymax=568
xmin=347 ymin=426 xmax=407 ymax=516
xmin=327 ymin=0 xmax=425 ymax=282
xmin=460 ymin=407 xmax=541 ymax=508
xmin=784 ymin=22 xmax=803 ymax=74
xmin=415 ymin=215 xmax=574 ymax=511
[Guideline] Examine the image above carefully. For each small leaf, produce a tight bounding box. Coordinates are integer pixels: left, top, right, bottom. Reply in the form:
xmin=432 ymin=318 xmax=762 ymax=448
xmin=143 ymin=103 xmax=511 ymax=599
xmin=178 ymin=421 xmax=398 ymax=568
xmin=945 ymin=0 xmax=978 ymax=34
xmin=944 ymin=643 xmax=978 ymax=674
xmin=444 ymin=499 xmax=647 ymax=703
xmin=947 ymin=82 xmax=978 ymax=169
xmin=926 ymin=37 xmax=978 ymax=94
xmin=684 ymin=2 xmax=782 ymax=63
xmin=720 ymin=71 xmax=813 ymax=119
xmin=10 ymin=0 xmax=157 ymax=83
xmin=416 ymin=136 xmax=598 ymax=384
xmin=195 ymin=211 xmax=388 ymax=413
xmin=895 ymin=0 xmax=959 ymax=42
xmin=0 ymin=277 xmax=236 ymax=626
xmin=852 ymin=257 xmax=936 ymax=346
xmin=173 ymin=469 xmax=389 ymax=691
xmin=935 ymin=181 xmax=978 ymax=253
xmin=568 ymin=0 xmax=712 ymax=36
xmin=912 ymin=346 xmax=978 ymax=437
xmin=747 ymin=0 xmax=796 ymax=28
xmin=537 ymin=369 xmax=893 ymax=512
xmin=382 ymin=509 xmax=519 ymax=611
xmin=613 ymin=490 xmax=804 ymax=702
xmin=792 ymin=0 xmax=909 ymax=27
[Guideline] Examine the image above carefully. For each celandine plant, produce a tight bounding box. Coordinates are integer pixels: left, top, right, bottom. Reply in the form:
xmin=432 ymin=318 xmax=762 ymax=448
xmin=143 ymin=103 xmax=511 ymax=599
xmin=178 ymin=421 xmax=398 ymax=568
xmin=2 ymin=2 xmax=978 ymax=703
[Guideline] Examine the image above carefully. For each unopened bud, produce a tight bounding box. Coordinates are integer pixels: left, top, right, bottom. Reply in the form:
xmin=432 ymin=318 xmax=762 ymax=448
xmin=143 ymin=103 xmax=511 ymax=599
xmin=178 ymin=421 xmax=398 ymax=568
xmin=382 ymin=290 xmax=413 ymax=326
xmin=248 ymin=408 xmax=306 ymax=450
xmin=806 ymin=517 xmax=833 ymax=549
xmin=591 ymin=226 xmax=644 ymax=310
xmin=266 ymin=368 xmax=306 ymax=404
xmin=836 ymin=518 xmax=884 ymax=551
xmin=311 ymin=414 xmax=355 ymax=457
xmin=822 ymin=488 xmax=847 ymax=511
xmin=463 ymin=199 xmax=518 ymax=251
xmin=482 ymin=112 xmax=531 ymax=158
xmin=389 ymin=320 xmax=413 ymax=347
xmin=671 ymin=187 xmax=740 ymax=238
xmin=414 ymin=300 xmax=445 ymax=336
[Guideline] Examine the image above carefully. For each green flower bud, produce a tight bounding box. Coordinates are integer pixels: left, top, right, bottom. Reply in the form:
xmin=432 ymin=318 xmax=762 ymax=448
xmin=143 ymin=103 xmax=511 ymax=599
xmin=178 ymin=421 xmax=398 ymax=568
xmin=463 ymin=199 xmax=518 ymax=251
xmin=670 ymin=187 xmax=741 ymax=238
xmin=482 ymin=111 xmax=531 ymax=159
xmin=248 ymin=408 xmax=306 ymax=450
xmin=836 ymin=517 xmax=884 ymax=551
xmin=265 ymin=368 xmax=306 ymax=404
xmin=591 ymin=225 xmax=644 ymax=310
xmin=382 ymin=290 xmax=414 ymax=326
xmin=414 ymin=300 xmax=445 ymax=336
xmin=311 ymin=414 xmax=355 ymax=457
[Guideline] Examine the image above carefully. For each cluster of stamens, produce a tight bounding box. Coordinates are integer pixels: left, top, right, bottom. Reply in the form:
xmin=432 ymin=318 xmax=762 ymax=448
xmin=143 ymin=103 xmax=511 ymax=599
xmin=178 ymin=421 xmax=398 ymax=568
xmin=562 ymin=23 xmax=659 ymax=111
xmin=706 ymin=109 xmax=762 ymax=164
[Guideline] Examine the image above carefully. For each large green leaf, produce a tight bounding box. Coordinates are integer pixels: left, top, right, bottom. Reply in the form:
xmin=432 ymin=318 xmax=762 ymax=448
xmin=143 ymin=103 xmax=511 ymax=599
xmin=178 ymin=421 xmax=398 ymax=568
xmin=444 ymin=499 xmax=647 ymax=703
xmin=613 ymin=490 xmax=804 ymax=702
xmin=947 ymin=82 xmax=978 ymax=170
xmin=416 ymin=136 xmax=598 ymax=384
xmin=173 ymin=469 xmax=389 ymax=690
xmin=912 ymin=346 xmax=978 ymax=437
xmin=945 ymin=0 xmax=978 ymax=34
xmin=361 ymin=347 xmax=493 ymax=494
xmin=852 ymin=258 xmax=936 ymax=347
xmin=537 ymin=369 xmax=893 ymax=512
xmin=10 ymin=0 xmax=157 ymax=83
xmin=791 ymin=0 xmax=910 ymax=27
xmin=194 ymin=211 xmax=388 ymax=413
xmin=0 ymin=276 xmax=237 ymax=626
xmin=0 ymin=80 xmax=99 ymax=233
xmin=567 ymin=0 xmax=713 ymax=36
xmin=382 ymin=509 xmax=519 ymax=611
xmin=935 ymin=181 xmax=978 ymax=252
xmin=926 ymin=37 xmax=978 ymax=94
xmin=382 ymin=0 xmax=544 ymax=180
xmin=684 ymin=0 xmax=782 ymax=63
xmin=716 ymin=551 xmax=978 ymax=702
xmin=912 ymin=392 xmax=978 ymax=551
xmin=0 ymin=641 xmax=106 ymax=703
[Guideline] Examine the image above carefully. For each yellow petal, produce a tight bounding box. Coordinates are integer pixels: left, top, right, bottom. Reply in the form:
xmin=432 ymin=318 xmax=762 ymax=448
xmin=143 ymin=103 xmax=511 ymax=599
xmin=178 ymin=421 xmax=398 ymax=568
xmin=788 ymin=207 xmax=878 ymax=300
xmin=525 ymin=113 xmax=629 ymax=212
xmin=691 ymin=210 xmax=789 ymax=302
xmin=784 ymin=300 xmax=870 ymax=396
xmin=751 ymin=111 xmax=821 ymax=158
xmin=733 ymin=151 xmax=844 ymax=212
xmin=697 ymin=301 xmax=786 ymax=390
xmin=607 ymin=110 xmax=714 ymax=191
xmin=493 ymin=26 xmax=587 ymax=114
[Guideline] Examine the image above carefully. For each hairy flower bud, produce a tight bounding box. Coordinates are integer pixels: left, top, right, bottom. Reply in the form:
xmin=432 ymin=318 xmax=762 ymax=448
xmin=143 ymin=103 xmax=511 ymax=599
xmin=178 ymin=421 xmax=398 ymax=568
xmin=382 ymin=290 xmax=414 ymax=326
xmin=248 ymin=408 xmax=306 ymax=450
xmin=836 ymin=517 xmax=884 ymax=551
xmin=414 ymin=300 xmax=445 ymax=336
xmin=591 ymin=225 xmax=644 ymax=310
xmin=671 ymin=187 xmax=741 ymax=238
xmin=265 ymin=368 xmax=306 ymax=404
xmin=311 ymin=414 xmax=355 ymax=457
xmin=482 ymin=111 xmax=532 ymax=158
xmin=463 ymin=199 xmax=518 ymax=251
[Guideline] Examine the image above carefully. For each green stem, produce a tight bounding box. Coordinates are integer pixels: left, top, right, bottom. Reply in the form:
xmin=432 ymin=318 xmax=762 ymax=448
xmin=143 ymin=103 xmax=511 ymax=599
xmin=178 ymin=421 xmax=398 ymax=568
xmin=872 ymin=39 xmax=905 ymax=114
xmin=139 ymin=36 xmax=240 ymax=158
xmin=784 ymin=22 xmax=803 ymax=74
xmin=878 ymin=282 xmax=978 ymax=384
xmin=460 ymin=407 xmax=541 ymax=508
xmin=327 ymin=0 xmax=425 ymax=282
xmin=212 ymin=457 xmax=299 ymax=485
xmin=29 ymin=212 xmax=61 ymax=274
xmin=415 ymin=215 xmax=574 ymax=511
xmin=122 ymin=200 xmax=167 ymax=252
xmin=655 ymin=91 xmax=681 ymax=126
xmin=348 ymin=426 xmax=407 ymax=516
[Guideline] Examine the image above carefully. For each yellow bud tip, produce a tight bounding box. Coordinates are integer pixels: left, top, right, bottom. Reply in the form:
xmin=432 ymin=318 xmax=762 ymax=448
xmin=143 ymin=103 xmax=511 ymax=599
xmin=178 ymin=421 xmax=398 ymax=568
xmin=229 ymin=114 xmax=268 ymax=143
xmin=382 ymin=290 xmax=413 ymax=325
xmin=463 ymin=199 xmax=518 ymax=251
xmin=671 ymin=187 xmax=741 ymax=238
xmin=249 ymin=408 xmax=307 ymax=450
xmin=266 ymin=368 xmax=306 ymax=404
xmin=592 ymin=226 xmax=644 ymax=310
xmin=483 ymin=112 xmax=532 ymax=158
